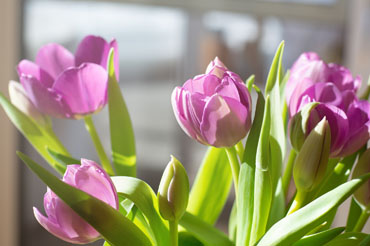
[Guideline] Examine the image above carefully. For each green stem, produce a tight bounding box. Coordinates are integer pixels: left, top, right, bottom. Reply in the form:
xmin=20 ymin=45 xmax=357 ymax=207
xmin=225 ymin=146 xmax=240 ymax=196
xmin=287 ymin=190 xmax=307 ymax=214
xmin=169 ymin=220 xmax=178 ymax=246
xmin=353 ymin=208 xmax=370 ymax=232
xmin=84 ymin=116 xmax=115 ymax=176
xmin=282 ymin=149 xmax=297 ymax=197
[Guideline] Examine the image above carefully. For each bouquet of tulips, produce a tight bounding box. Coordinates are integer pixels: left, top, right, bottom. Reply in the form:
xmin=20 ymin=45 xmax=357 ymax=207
xmin=1 ymin=35 xmax=370 ymax=246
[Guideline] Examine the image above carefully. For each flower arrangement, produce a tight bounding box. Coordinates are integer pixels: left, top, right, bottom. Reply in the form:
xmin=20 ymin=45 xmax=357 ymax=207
xmin=1 ymin=35 xmax=370 ymax=246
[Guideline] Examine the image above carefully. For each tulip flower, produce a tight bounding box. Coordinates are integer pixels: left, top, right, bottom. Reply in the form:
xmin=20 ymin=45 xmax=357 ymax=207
xmin=33 ymin=159 xmax=119 ymax=244
xmin=287 ymin=52 xmax=370 ymax=157
xmin=171 ymin=57 xmax=252 ymax=148
xmin=8 ymin=80 xmax=51 ymax=127
xmin=17 ymin=35 xmax=119 ymax=119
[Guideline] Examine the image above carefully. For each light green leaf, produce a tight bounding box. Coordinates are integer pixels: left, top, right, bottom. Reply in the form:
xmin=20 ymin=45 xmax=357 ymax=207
xmin=107 ymin=49 xmax=136 ymax=177
xmin=187 ymin=147 xmax=232 ymax=225
xmin=257 ymin=173 xmax=370 ymax=246
xmin=179 ymin=212 xmax=233 ymax=246
xmin=293 ymin=227 xmax=344 ymax=246
xmin=111 ymin=176 xmax=169 ymax=246
xmin=250 ymin=95 xmax=272 ymax=245
xmin=346 ymin=198 xmax=364 ymax=232
xmin=246 ymin=74 xmax=255 ymax=92
xmin=267 ymin=179 xmax=286 ymax=229
xmin=46 ymin=147 xmax=80 ymax=166
xmin=265 ymin=41 xmax=285 ymax=93
xmin=17 ymin=152 xmax=151 ymax=246
xmin=360 ymin=234 xmax=370 ymax=246
xmin=0 ymin=93 xmax=68 ymax=174
xmin=324 ymin=232 xmax=367 ymax=246
xmin=238 ymin=86 xmax=265 ymax=245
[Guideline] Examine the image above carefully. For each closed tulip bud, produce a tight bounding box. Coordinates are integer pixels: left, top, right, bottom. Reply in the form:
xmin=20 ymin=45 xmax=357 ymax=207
xmin=293 ymin=118 xmax=331 ymax=192
xmin=157 ymin=156 xmax=189 ymax=221
xmin=352 ymin=149 xmax=370 ymax=208
xmin=8 ymin=80 xmax=51 ymax=128
xmin=288 ymin=102 xmax=319 ymax=151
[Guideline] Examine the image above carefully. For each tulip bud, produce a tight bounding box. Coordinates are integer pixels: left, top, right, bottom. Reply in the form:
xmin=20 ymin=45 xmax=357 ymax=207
xmin=158 ymin=156 xmax=189 ymax=221
xmin=8 ymin=80 xmax=51 ymax=127
xmin=293 ymin=118 xmax=331 ymax=192
xmin=289 ymin=102 xmax=319 ymax=151
xmin=352 ymin=149 xmax=370 ymax=208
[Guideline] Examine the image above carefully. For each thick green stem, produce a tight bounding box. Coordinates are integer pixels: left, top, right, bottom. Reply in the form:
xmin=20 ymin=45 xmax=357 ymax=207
xmin=225 ymin=147 xmax=240 ymax=196
xmin=84 ymin=116 xmax=115 ymax=176
xmin=288 ymin=190 xmax=307 ymax=214
xmin=169 ymin=220 xmax=178 ymax=246
xmin=282 ymin=149 xmax=297 ymax=197
xmin=235 ymin=141 xmax=244 ymax=160
xmin=353 ymin=208 xmax=370 ymax=232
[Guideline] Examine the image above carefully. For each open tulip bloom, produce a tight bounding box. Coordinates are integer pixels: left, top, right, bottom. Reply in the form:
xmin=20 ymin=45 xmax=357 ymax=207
xmin=1 ymin=36 xmax=370 ymax=246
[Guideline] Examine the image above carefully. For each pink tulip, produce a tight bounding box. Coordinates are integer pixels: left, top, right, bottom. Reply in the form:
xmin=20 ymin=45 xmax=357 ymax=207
xmin=172 ymin=57 xmax=252 ymax=147
xmin=287 ymin=52 xmax=370 ymax=157
xmin=33 ymin=159 xmax=119 ymax=244
xmin=17 ymin=35 xmax=119 ymax=119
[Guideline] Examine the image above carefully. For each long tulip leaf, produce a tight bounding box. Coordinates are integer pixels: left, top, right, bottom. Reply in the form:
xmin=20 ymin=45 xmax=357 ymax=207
xmin=17 ymin=151 xmax=151 ymax=246
xmin=187 ymin=147 xmax=232 ymax=225
xmin=111 ymin=176 xmax=169 ymax=246
xmin=107 ymin=49 xmax=136 ymax=177
xmin=257 ymin=173 xmax=370 ymax=246
xmin=346 ymin=198 xmax=364 ymax=232
xmin=292 ymin=227 xmax=344 ymax=246
xmin=238 ymin=86 xmax=265 ymax=245
xmin=250 ymin=95 xmax=272 ymax=245
xmin=0 ymin=93 xmax=68 ymax=174
xmin=46 ymin=147 xmax=80 ymax=166
xmin=179 ymin=212 xmax=233 ymax=246
xmin=324 ymin=232 xmax=367 ymax=246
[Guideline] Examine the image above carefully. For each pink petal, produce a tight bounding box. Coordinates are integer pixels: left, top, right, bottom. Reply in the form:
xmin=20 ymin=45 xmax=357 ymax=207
xmin=200 ymin=95 xmax=248 ymax=147
xmin=72 ymin=159 xmax=119 ymax=209
xmin=36 ymin=43 xmax=75 ymax=80
xmin=20 ymin=75 xmax=71 ymax=118
xmin=52 ymin=63 xmax=108 ymax=116
xmin=215 ymin=77 xmax=241 ymax=102
xmin=183 ymin=75 xmax=220 ymax=96
xmin=75 ymin=35 xmax=119 ymax=79
xmin=17 ymin=60 xmax=54 ymax=88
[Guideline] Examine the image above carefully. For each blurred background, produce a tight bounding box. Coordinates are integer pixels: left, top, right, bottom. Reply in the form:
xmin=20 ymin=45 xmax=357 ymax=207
xmin=1 ymin=0 xmax=370 ymax=245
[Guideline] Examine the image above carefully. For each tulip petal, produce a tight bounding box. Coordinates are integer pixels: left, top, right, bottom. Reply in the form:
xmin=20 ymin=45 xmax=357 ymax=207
xmin=308 ymin=104 xmax=348 ymax=156
xmin=17 ymin=60 xmax=54 ymax=88
xmin=20 ymin=75 xmax=71 ymax=118
xmin=52 ymin=63 xmax=108 ymax=116
xmin=289 ymin=78 xmax=316 ymax=116
xmin=299 ymin=82 xmax=343 ymax=109
xmin=201 ymin=95 xmax=248 ymax=147
xmin=34 ymin=207 xmax=79 ymax=244
xmin=36 ymin=43 xmax=75 ymax=80
xmin=183 ymin=75 xmax=220 ymax=96
xmin=75 ymin=35 xmax=119 ymax=79
xmin=327 ymin=63 xmax=361 ymax=92
xmin=171 ymin=87 xmax=199 ymax=141
xmin=73 ymin=159 xmax=119 ymax=209
xmin=216 ymin=77 xmax=241 ymax=102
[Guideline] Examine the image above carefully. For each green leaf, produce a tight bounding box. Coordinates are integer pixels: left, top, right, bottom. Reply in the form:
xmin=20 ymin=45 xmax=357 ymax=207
xmin=111 ymin=176 xmax=169 ymax=246
xmin=46 ymin=147 xmax=80 ymax=166
xmin=360 ymin=234 xmax=370 ymax=246
xmin=246 ymin=74 xmax=255 ymax=91
xmin=324 ymin=232 xmax=367 ymax=246
xmin=265 ymin=41 xmax=285 ymax=93
xmin=292 ymin=227 xmax=344 ymax=246
xmin=238 ymin=86 xmax=265 ymax=245
xmin=17 ymin=152 xmax=151 ymax=246
xmin=346 ymin=198 xmax=364 ymax=232
xmin=257 ymin=173 xmax=370 ymax=246
xmin=237 ymin=163 xmax=254 ymax=246
xmin=250 ymin=95 xmax=272 ymax=245
xmin=107 ymin=49 xmax=136 ymax=177
xmin=0 ymin=93 xmax=68 ymax=174
xmin=179 ymin=231 xmax=204 ymax=246
xmin=179 ymin=212 xmax=233 ymax=246
xmin=187 ymin=147 xmax=232 ymax=225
